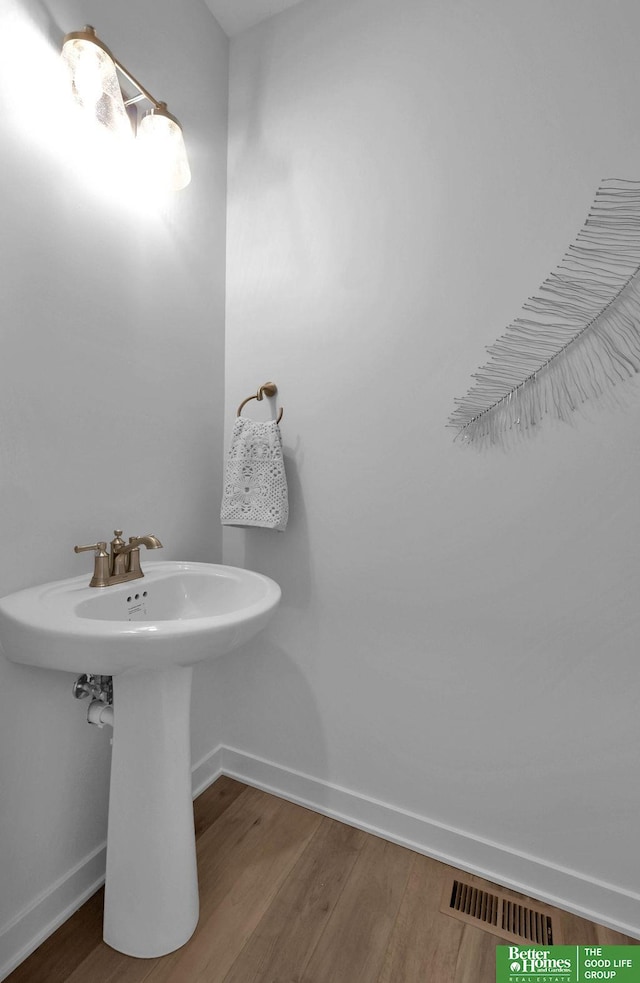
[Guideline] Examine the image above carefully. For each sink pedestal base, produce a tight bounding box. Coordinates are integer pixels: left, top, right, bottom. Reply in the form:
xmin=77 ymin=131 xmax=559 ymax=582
xmin=104 ymin=666 xmax=199 ymax=957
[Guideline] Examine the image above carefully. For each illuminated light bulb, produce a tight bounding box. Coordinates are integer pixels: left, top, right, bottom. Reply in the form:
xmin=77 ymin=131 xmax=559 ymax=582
xmin=137 ymin=105 xmax=191 ymax=191
xmin=69 ymin=42 xmax=103 ymax=105
xmin=61 ymin=27 xmax=131 ymax=141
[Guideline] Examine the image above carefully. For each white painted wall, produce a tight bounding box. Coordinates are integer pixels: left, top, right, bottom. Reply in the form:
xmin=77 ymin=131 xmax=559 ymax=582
xmin=222 ymin=0 xmax=640 ymax=932
xmin=0 ymin=0 xmax=228 ymax=970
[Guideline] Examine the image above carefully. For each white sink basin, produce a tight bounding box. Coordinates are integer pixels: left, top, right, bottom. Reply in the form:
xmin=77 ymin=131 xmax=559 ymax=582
xmin=0 ymin=559 xmax=281 ymax=960
xmin=0 ymin=560 xmax=281 ymax=675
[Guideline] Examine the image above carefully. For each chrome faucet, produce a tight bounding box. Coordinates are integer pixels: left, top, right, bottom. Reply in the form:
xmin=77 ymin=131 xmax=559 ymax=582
xmin=74 ymin=530 xmax=163 ymax=587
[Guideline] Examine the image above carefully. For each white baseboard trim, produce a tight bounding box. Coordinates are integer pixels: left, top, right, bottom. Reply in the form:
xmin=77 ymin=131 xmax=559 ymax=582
xmin=0 ymin=843 xmax=106 ymax=983
xmin=191 ymin=743 xmax=225 ymax=799
xmin=208 ymin=745 xmax=640 ymax=941
xmin=3 ymin=744 xmax=638 ymax=981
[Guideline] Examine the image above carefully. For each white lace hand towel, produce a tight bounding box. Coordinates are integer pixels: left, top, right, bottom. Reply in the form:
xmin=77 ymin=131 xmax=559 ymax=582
xmin=220 ymin=417 xmax=289 ymax=530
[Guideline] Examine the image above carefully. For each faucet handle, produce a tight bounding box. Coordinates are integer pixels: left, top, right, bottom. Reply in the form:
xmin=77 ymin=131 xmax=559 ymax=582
xmin=74 ymin=541 xmax=110 ymax=587
xmin=74 ymin=541 xmax=108 ymax=555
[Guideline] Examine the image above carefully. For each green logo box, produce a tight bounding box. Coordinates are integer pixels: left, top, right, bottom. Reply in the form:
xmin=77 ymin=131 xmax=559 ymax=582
xmin=496 ymin=945 xmax=640 ymax=983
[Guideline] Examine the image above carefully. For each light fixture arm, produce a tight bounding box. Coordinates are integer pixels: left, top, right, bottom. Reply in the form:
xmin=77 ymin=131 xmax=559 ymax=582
xmin=112 ymin=60 xmax=164 ymax=115
xmin=108 ymin=58 xmax=183 ymax=128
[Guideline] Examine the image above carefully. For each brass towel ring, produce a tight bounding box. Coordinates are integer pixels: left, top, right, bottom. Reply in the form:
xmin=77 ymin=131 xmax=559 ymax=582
xmin=237 ymin=381 xmax=283 ymax=424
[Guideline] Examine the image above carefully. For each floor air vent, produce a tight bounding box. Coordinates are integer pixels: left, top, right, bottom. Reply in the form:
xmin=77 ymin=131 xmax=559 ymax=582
xmin=441 ymin=877 xmax=560 ymax=945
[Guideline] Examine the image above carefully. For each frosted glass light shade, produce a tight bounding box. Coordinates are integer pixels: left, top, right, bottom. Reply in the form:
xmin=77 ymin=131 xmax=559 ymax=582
xmin=137 ymin=109 xmax=191 ymax=191
xmin=61 ymin=31 xmax=132 ymax=140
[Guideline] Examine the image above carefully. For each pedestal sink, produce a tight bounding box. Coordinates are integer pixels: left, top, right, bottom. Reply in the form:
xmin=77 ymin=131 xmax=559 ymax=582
xmin=0 ymin=560 xmax=281 ymax=958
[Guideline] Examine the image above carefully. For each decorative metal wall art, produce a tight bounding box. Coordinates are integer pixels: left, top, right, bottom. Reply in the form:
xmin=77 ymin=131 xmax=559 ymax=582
xmin=448 ymin=179 xmax=640 ymax=447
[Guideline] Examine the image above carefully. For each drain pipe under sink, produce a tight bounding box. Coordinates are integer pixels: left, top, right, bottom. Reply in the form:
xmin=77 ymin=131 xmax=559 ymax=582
xmin=87 ymin=699 xmax=114 ymax=729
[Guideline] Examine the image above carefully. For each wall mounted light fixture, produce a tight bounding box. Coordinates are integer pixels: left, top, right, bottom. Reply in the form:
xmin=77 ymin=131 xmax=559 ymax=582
xmin=61 ymin=26 xmax=191 ymax=191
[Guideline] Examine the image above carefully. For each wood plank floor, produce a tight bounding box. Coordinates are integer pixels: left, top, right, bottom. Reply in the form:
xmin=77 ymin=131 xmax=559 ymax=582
xmin=6 ymin=777 xmax=637 ymax=983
